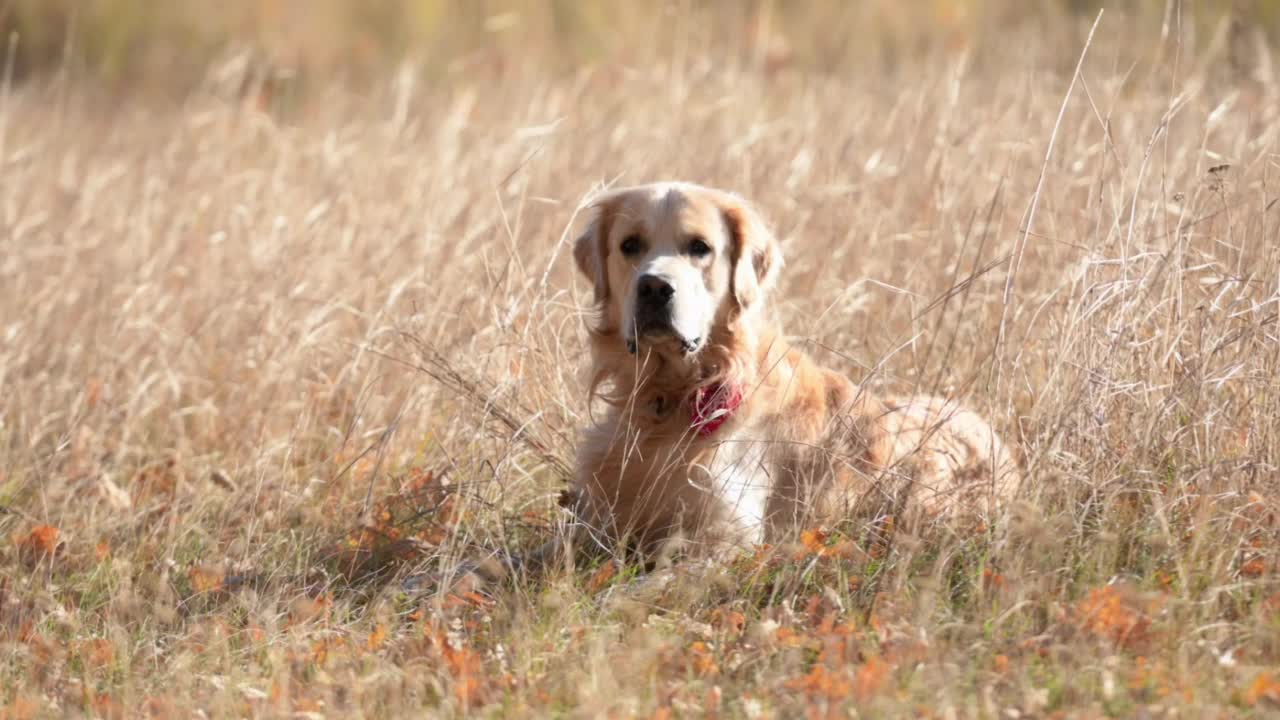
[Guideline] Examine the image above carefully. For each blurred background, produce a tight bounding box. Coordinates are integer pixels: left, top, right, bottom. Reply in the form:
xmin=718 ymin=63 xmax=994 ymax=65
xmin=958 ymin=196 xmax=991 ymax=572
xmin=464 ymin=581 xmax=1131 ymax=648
xmin=2 ymin=0 xmax=1277 ymax=102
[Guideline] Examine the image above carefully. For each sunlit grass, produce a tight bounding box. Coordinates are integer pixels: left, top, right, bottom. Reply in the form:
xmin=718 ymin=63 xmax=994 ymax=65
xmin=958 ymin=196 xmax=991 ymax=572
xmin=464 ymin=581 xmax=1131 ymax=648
xmin=2 ymin=3 xmax=1280 ymax=717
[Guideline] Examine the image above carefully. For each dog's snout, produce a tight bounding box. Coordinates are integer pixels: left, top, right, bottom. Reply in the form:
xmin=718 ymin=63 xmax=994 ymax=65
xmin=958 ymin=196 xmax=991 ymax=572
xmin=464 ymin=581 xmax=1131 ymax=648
xmin=636 ymin=274 xmax=674 ymax=305
xmin=631 ymin=273 xmax=679 ymax=346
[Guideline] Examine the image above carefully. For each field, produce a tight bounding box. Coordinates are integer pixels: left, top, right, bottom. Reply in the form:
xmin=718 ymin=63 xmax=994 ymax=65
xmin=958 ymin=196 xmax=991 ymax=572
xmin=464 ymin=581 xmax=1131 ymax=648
xmin=3 ymin=1 xmax=1280 ymax=717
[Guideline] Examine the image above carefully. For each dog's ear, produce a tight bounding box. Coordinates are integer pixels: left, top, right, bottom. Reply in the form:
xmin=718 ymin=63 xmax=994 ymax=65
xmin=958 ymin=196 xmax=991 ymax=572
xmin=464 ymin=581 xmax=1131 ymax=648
xmin=573 ymin=197 xmax=618 ymax=304
xmin=720 ymin=193 xmax=783 ymax=310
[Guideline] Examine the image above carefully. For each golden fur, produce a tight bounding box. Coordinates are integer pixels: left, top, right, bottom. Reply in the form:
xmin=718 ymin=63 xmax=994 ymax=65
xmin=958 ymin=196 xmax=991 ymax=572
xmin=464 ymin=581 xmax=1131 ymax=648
xmin=567 ymin=182 xmax=1021 ymax=560
xmin=416 ymin=182 xmax=1022 ymax=591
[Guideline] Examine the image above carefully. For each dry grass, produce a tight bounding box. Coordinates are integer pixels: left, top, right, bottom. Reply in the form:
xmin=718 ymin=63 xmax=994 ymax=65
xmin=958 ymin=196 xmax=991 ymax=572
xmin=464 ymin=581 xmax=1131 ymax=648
xmin=3 ymin=3 xmax=1280 ymax=717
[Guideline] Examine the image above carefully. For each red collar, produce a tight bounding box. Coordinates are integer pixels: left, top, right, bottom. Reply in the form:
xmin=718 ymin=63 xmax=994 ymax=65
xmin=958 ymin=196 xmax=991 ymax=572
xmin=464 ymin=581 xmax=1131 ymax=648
xmin=691 ymin=383 xmax=743 ymax=437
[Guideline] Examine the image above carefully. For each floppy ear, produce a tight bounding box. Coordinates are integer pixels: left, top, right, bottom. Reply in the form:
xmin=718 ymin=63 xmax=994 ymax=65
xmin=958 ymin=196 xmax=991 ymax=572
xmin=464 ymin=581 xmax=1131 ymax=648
xmin=573 ymin=199 xmax=617 ymax=304
xmin=720 ymin=194 xmax=783 ymax=310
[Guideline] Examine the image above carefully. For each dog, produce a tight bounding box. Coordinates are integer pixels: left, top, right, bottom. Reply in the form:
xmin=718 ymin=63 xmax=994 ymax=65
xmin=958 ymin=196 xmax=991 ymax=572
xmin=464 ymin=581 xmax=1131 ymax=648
xmin=416 ymin=182 xmax=1020 ymax=591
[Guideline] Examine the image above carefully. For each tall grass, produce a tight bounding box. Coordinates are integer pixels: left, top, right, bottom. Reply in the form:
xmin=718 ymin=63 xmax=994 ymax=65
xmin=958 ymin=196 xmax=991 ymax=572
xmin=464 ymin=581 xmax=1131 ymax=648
xmin=2 ymin=2 xmax=1280 ymax=717
xmin=3 ymin=0 xmax=1278 ymax=92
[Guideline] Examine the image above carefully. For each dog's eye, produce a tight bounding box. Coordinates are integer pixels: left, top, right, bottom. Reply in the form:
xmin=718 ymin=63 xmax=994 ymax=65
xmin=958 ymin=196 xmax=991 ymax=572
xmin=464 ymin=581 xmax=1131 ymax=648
xmin=620 ymin=235 xmax=644 ymax=257
xmin=687 ymin=236 xmax=712 ymax=258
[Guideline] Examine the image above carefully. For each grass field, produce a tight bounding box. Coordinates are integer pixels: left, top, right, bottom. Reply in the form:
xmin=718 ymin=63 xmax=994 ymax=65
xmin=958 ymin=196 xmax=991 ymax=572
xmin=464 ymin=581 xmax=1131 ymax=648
xmin=3 ymin=2 xmax=1280 ymax=717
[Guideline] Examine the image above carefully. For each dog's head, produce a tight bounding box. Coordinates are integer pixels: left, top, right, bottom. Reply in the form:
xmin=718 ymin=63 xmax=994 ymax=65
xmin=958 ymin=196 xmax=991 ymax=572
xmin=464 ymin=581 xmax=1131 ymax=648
xmin=573 ymin=182 xmax=783 ymax=367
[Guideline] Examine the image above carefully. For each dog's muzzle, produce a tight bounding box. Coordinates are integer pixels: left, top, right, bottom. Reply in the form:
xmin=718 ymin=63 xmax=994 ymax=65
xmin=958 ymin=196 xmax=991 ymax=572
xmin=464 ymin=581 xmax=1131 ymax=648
xmin=627 ymin=274 xmax=700 ymax=355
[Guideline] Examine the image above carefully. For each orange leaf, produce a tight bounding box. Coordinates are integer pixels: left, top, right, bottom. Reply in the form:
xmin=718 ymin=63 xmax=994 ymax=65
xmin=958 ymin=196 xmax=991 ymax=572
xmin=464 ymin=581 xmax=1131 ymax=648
xmin=445 ymin=646 xmax=485 ymax=705
xmin=1246 ymin=672 xmax=1280 ymax=706
xmin=79 ymin=638 xmax=114 ymax=669
xmin=775 ymin=626 xmax=798 ymax=645
xmin=1241 ymin=557 xmax=1267 ymax=578
xmin=586 ymin=561 xmax=619 ymax=593
xmin=711 ymin=608 xmax=746 ymax=636
xmin=704 ymin=686 xmax=722 ymax=713
xmin=786 ymin=663 xmax=851 ymax=701
xmin=982 ymin=567 xmax=1006 ymax=590
xmin=1075 ymin=584 xmax=1157 ymax=650
xmin=367 ymin=623 xmax=388 ymax=651
xmin=87 ymin=692 xmax=122 ymax=719
xmin=19 ymin=525 xmax=60 ymax=559
xmin=2 ymin=695 xmax=42 ymax=720
xmin=310 ymin=639 xmax=330 ymax=665
xmin=853 ymin=655 xmax=890 ymax=700
xmin=687 ymin=641 xmax=719 ymax=677
xmin=188 ymin=565 xmax=223 ymax=594
xmin=800 ymin=527 xmax=829 ymax=556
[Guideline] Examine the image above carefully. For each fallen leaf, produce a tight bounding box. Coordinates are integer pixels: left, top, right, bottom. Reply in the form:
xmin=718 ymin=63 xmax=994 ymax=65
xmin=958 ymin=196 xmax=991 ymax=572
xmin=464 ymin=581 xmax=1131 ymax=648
xmin=80 ymin=638 xmax=114 ymax=668
xmin=854 ymin=655 xmax=891 ymax=700
xmin=711 ymin=608 xmax=746 ymax=636
xmin=188 ymin=565 xmax=224 ymax=594
xmin=586 ymin=561 xmax=619 ymax=593
xmin=18 ymin=525 xmax=61 ymax=563
xmin=687 ymin=641 xmax=719 ymax=677
xmin=799 ymin=527 xmax=829 ymax=556
xmin=367 ymin=623 xmax=388 ymax=651
xmin=1245 ymin=672 xmax=1280 ymax=706
xmin=1241 ymin=557 xmax=1267 ymax=578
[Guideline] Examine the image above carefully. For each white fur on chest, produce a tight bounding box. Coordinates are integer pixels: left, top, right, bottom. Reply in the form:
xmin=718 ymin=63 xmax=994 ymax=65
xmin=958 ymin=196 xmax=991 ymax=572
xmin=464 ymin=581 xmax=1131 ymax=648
xmin=576 ymin=416 xmax=785 ymax=554
xmin=688 ymin=429 xmax=774 ymax=547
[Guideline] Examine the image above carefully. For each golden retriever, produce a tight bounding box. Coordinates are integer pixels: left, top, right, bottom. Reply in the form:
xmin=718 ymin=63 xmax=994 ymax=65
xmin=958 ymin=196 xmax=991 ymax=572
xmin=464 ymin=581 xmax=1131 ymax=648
xmin=417 ymin=181 xmax=1020 ymax=590
xmin=564 ymin=181 xmax=1021 ymax=561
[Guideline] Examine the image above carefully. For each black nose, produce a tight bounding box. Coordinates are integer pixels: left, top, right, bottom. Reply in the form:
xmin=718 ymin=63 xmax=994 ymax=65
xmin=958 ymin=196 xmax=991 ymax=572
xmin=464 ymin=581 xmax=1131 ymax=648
xmin=636 ymin=275 xmax=674 ymax=305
